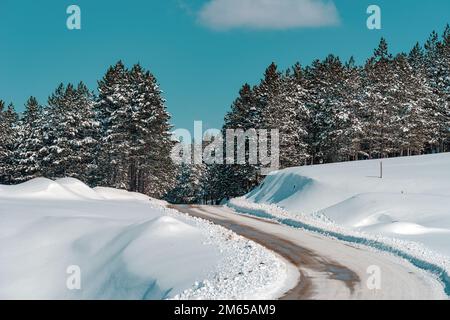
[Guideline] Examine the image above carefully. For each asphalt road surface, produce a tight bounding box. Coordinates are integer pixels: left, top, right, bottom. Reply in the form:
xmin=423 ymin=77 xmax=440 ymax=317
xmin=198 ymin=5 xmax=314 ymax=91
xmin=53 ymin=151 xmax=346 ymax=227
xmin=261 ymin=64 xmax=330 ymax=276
xmin=171 ymin=205 xmax=446 ymax=300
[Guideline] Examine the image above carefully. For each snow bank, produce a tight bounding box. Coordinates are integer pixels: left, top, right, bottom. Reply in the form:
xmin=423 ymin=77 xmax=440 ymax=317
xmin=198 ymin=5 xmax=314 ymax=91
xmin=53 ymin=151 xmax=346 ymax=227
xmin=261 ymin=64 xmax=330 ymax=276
xmin=0 ymin=178 xmax=288 ymax=300
xmin=247 ymin=153 xmax=450 ymax=215
xmin=230 ymin=153 xmax=450 ymax=295
xmin=93 ymin=186 xmax=147 ymax=201
xmin=57 ymin=178 xmax=105 ymax=200
xmin=0 ymin=178 xmax=83 ymax=200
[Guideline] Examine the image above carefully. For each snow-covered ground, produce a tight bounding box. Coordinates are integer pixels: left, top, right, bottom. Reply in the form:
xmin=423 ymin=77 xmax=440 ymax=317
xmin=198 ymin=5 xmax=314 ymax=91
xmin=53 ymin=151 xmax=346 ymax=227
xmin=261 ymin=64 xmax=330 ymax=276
xmin=228 ymin=153 xmax=450 ymax=296
xmin=0 ymin=178 xmax=289 ymax=300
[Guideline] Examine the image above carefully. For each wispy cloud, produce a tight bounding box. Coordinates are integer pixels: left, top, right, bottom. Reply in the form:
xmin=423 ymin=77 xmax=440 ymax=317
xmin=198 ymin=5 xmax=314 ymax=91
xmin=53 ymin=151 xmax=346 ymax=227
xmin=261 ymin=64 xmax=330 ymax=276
xmin=198 ymin=0 xmax=340 ymax=31
xmin=176 ymin=0 xmax=195 ymax=16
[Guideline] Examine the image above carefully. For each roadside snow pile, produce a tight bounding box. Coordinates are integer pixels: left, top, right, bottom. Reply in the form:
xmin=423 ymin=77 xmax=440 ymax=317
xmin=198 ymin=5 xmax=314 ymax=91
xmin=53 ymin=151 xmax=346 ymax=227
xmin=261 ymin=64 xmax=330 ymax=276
xmin=0 ymin=178 xmax=288 ymax=300
xmin=0 ymin=177 xmax=83 ymax=200
xmin=93 ymin=186 xmax=160 ymax=203
xmin=246 ymin=153 xmax=450 ymax=216
xmin=229 ymin=153 xmax=450 ymax=295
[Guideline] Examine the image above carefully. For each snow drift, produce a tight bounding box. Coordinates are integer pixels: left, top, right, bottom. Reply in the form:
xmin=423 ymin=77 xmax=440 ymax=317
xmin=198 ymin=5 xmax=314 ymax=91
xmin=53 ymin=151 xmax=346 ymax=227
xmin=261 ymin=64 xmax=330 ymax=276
xmin=230 ymin=153 xmax=450 ymax=295
xmin=0 ymin=178 xmax=288 ymax=299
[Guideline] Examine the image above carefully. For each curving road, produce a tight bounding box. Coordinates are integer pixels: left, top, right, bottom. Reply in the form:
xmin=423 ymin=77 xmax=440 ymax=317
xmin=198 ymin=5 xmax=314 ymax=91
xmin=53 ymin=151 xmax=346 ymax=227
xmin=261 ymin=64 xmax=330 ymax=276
xmin=171 ymin=205 xmax=446 ymax=300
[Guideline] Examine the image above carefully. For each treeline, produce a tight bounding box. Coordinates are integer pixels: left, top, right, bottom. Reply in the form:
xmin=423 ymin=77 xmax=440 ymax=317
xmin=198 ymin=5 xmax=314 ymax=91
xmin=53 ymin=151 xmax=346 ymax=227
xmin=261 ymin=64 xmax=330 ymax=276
xmin=2 ymin=27 xmax=450 ymax=203
xmin=167 ymin=27 xmax=450 ymax=204
xmin=0 ymin=62 xmax=175 ymax=198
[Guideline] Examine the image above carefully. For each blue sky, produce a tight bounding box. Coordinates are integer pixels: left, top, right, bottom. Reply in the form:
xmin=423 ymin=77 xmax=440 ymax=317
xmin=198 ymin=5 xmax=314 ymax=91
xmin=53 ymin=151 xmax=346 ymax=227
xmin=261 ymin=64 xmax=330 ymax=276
xmin=1 ymin=0 xmax=449 ymax=130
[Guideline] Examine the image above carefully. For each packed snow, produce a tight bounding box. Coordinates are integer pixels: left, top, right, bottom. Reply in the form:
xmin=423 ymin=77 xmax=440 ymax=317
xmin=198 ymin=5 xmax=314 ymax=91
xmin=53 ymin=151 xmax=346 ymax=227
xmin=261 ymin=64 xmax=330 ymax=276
xmin=228 ymin=153 xmax=450 ymax=295
xmin=0 ymin=178 xmax=289 ymax=300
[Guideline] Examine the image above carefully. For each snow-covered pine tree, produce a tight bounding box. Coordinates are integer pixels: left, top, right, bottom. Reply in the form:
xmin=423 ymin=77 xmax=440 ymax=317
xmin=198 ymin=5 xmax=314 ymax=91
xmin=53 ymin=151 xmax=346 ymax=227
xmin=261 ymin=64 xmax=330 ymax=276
xmin=166 ymin=162 xmax=206 ymax=204
xmin=96 ymin=61 xmax=131 ymax=189
xmin=42 ymin=83 xmax=74 ymax=178
xmin=304 ymin=59 xmax=326 ymax=164
xmin=391 ymin=53 xmax=425 ymax=155
xmin=289 ymin=62 xmax=312 ymax=165
xmin=386 ymin=46 xmax=440 ymax=157
xmin=361 ymin=38 xmax=400 ymax=158
xmin=251 ymin=63 xmax=283 ymax=177
xmin=97 ymin=62 xmax=175 ymax=197
xmin=264 ymin=63 xmax=310 ymax=168
xmin=424 ymin=29 xmax=450 ymax=152
xmin=305 ymin=55 xmax=359 ymax=163
xmin=442 ymin=25 xmax=450 ymax=151
xmin=14 ymin=97 xmax=45 ymax=183
xmin=220 ymin=82 xmax=261 ymax=198
xmin=341 ymin=57 xmax=364 ymax=161
xmin=0 ymin=99 xmax=5 ymax=180
xmin=74 ymin=83 xmax=101 ymax=185
xmin=166 ymin=163 xmax=192 ymax=204
xmin=127 ymin=64 xmax=146 ymax=193
xmin=256 ymin=62 xmax=282 ymax=130
xmin=127 ymin=64 xmax=176 ymax=197
xmin=0 ymin=103 xmax=19 ymax=184
xmin=200 ymin=163 xmax=225 ymax=204
xmin=42 ymin=83 xmax=100 ymax=183
xmin=407 ymin=42 xmax=439 ymax=154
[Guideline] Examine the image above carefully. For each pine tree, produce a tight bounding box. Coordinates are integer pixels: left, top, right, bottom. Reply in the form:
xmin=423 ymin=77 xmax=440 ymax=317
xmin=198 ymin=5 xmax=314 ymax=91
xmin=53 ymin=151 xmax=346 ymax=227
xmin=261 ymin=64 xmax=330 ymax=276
xmin=305 ymin=55 xmax=359 ymax=163
xmin=361 ymin=38 xmax=399 ymax=158
xmin=74 ymin=83 xmax=101 ymax=185
xmin=407 ymin=42 xmax=437 ymax=153
xmin=221 ymin=83 xmax=261 ymax=198
xmin=256 ymin=62 xmax=282 ymax=129
xmin=424 ymin=29 xmax=450 ymax=152
xmin=127 ymin=64 xmax=176 ymax=197
xmin=0 ymin=103 xmax=19 ymax=184
xmin=166 ymin=163 xmax=206 ymax=204
xmin=42 ymin=83 xmax=100 ymax=183
xmin=289 ymin=63 xmax=312 ymax=165
xmin=392 ymin=53 xmax=430 ymax=155
xmin=97 ymin=62 xmax=176 ymax=197
xmin=442 ymin=25 xmax=450 ymax=151
xmin=200 ymin=163 xmax=225 ymax=204
xmin=341 ymin=57 xmax=364 ymax=160
xmin=97 ymin=61 xmax=131 ymax=188
xmin=264 ymin=64 xmax=310 ymax=168
xmin=14 ymin=97 xmax=45 ymax=182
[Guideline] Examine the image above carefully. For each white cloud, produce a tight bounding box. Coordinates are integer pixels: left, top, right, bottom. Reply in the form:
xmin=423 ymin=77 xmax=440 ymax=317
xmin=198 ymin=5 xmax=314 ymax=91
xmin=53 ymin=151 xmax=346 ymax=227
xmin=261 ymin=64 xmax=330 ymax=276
xmin=198 ymin=0 xmax=340 ymax=30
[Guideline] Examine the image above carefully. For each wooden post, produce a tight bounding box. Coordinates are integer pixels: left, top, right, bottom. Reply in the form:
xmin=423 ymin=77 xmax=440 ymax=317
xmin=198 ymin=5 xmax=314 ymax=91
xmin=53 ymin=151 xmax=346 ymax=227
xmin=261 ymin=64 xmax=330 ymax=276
xmin=380 ymin=161 xmax=383 ymax=179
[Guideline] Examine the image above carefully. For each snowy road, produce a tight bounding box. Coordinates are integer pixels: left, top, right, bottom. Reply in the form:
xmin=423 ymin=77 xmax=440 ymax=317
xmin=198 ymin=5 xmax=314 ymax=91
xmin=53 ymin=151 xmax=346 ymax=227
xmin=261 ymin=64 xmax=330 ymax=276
xmin=171 ymin=205 xmax=446 ymax=300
